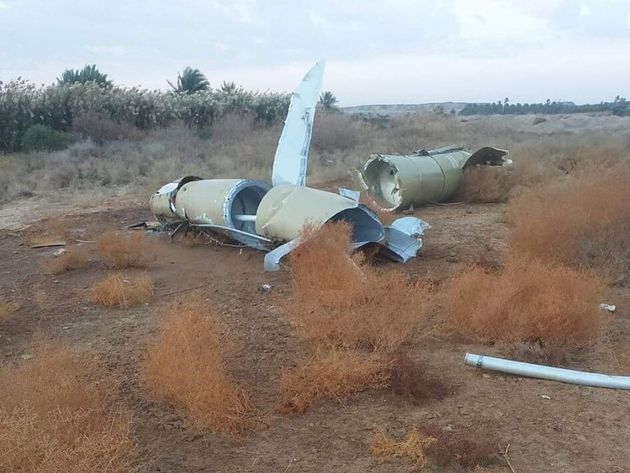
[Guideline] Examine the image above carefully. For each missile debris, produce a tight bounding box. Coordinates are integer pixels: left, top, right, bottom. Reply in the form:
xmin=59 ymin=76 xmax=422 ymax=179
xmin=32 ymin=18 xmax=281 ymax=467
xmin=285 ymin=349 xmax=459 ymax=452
xmin=149 ymin=60 xmax=430 ymax=271
xmin=360 ymin=145 xmax=510 ymax=211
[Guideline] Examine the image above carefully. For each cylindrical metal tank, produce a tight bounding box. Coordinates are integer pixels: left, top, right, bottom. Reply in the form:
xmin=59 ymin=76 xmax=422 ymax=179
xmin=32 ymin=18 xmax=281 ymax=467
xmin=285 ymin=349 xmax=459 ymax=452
xmin=174 ymin=179 xmax=269 ymax=234
xmin=255 ymin=184 xmax=383 ymax=243
xmin=362 ymin=145 xmax=471 ymax=210
xmin=362 ymin=145 xmax=509 ymax=211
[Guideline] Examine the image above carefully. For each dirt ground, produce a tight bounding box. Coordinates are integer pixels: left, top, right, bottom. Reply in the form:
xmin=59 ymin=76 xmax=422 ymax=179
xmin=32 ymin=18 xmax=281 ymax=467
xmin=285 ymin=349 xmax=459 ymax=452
xmin=1 ymin=198 xmax=629 ymax=473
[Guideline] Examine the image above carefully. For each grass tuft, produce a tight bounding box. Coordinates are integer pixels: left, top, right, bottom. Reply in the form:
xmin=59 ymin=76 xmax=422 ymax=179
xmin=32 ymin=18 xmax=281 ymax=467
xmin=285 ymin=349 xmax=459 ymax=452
xmin=280 ymin=350 xmax=389 ymax=414
xmin=445 ymin=257 xmax=608 ymax=352
xmin=388 ymin=352 xmax=450 ymax=404
xmin=0 ymin=340 xmax=138 ymax=472
xmin=508 ymin=169 xmax=630 ymax=281
xmin=42 ymin=245 xmax=90 ymax=274
xmin=287 ymin=222 xmax=430 ymax=352
xmin=97 ymin=231 xmax=151 ymax=269
xmin=90 ymin=272 xmax=154 ymax=309
xmin=142 ymin=298 xmax=253 ymax=436
xmin=0 ymin=300 xmax=19 ymax=323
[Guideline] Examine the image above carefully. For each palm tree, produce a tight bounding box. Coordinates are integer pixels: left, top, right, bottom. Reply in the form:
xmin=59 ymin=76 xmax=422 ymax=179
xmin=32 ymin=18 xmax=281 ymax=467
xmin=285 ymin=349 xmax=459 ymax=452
xmin=57 ymin=65 xmax=112 ymax=87
xmin=220 ymin=81 xmax=238 ymax=93
xmin=318 ymin=91 xmax=339 ymax=111
xmin=168 ymin=67 xmax=209 ymax=94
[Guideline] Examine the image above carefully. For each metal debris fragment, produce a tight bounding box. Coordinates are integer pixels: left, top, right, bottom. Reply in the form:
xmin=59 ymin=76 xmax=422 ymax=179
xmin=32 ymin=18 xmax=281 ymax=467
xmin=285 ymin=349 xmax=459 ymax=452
xmin=599 ymin=303 xmax=616 ymax=313
xmin=360 ymin=145 xmax=510 ymax=211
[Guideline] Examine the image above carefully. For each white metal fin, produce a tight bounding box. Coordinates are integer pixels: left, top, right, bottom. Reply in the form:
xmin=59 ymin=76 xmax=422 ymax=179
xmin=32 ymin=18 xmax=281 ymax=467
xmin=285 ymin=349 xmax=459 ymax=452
xmin=271 ymin=60 xmax=326 ymax=187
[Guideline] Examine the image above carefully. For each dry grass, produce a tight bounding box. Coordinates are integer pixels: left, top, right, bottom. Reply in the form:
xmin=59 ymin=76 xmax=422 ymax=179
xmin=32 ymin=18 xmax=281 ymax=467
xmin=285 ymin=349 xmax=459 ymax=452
xmin=0 ymin=340 xmax=138 ymax=472
xmin=97 ymin=231 xmax=151 ymax=269
xmin=287 ymin=223 xmax=430 ymax=352
xmin=0 ymin=300 xmax=19 ymax=323
xmin=508 ymin=168 xmax=630 ymax=281
xmin=388 ymin=352 xmax=450 ymax=404
xmin=457 ymin=166 xmax=516 ymax=203
xmin=280 ymin=350 xmax=389 ymax=414
xmin=371 ymin=428 xmax=436 ymax=471
xmin=90 ymin=272 xmax=154 ymax=309
xmin=41 ymin=245 xmax=90 ymax=274
xmin=445 ymin=257 xmax=608 ymax=351
xmin=422 ymin=423 xmax=500 ymax=468
xmin=142 ymin=298 xmax=253 ymax=436
xmin=371 ymin=424 xmax=500 ymax=470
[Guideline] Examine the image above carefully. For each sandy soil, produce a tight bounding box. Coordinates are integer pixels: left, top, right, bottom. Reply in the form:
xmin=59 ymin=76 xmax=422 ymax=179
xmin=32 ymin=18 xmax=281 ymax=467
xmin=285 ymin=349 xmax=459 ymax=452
xmin=1 ymin=200 xmax=629 ymax=473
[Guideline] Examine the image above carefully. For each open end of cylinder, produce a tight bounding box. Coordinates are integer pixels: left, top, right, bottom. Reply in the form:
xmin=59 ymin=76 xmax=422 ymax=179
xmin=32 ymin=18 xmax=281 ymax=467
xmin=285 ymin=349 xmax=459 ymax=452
xmin=329 ymin=206 xmax=385 ymax=244
xmin=364 ymin=158 xmax=402 ymax=209
xmin=227 ymin=183 xmax=269 ymax=234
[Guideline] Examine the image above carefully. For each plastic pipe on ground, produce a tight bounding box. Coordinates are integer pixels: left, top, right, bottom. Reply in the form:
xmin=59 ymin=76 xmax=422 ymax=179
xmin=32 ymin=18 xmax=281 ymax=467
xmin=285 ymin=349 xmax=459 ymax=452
xmin=464 ymin=353 xmax=630 ymax=390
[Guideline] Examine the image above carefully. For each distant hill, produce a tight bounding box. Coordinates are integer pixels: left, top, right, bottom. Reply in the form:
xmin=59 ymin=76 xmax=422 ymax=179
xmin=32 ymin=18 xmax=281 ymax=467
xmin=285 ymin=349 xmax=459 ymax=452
xmin=341 ymin=102 xmax=468 ymax=115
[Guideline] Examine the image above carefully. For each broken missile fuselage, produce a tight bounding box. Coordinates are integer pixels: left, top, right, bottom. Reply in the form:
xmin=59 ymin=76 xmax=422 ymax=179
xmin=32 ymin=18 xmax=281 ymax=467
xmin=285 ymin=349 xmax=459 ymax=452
xmin=149 ymin=60 xmax=430 ymax=271
xmin=360 ymin=145 xmax=510 ymax=211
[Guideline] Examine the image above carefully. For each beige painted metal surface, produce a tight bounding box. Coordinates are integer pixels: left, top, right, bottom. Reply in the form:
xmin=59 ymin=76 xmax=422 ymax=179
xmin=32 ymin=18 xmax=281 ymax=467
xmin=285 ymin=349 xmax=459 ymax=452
xmin=362 ymin=145 xmax=507 ymax=210
xmin=255 ymin=184 xmax=357 ymax=241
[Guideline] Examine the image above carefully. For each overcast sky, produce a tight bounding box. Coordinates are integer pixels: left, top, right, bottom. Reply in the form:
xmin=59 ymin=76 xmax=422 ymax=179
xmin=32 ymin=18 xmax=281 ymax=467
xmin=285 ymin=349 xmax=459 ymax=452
xmin=1 ymin=0 xmax=629 ymax=106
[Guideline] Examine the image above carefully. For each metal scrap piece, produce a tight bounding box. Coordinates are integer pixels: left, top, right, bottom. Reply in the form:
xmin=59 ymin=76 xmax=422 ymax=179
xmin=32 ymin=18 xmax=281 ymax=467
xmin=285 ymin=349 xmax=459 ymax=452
xmin=271 ymin=61 xmax=325 ymax=187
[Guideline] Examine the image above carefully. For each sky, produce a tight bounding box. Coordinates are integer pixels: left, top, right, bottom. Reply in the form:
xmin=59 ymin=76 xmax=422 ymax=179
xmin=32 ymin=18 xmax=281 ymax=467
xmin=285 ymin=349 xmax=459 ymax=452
xmin=1 ymin=0 xmax=629 ymax=106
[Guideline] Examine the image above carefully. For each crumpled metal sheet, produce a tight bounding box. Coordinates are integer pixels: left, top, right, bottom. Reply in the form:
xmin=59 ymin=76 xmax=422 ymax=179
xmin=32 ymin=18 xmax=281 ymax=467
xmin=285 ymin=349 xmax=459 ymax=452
xmin=381 ymin=217 xmax=431 ymax=262
xmin=271 ymin=60 xmax=325 ymax=187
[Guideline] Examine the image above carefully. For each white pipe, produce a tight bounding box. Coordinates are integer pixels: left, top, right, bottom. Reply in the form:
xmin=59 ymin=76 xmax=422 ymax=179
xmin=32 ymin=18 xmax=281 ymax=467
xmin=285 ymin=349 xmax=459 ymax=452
xmin=233 ymin=214 xmax=257 ymax=222
xmin=464 ymin=353 xmax=630 ymax=390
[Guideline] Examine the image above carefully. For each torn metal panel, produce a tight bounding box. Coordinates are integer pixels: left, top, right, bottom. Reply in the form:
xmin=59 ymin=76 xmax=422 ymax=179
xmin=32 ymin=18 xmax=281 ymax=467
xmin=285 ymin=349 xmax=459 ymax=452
xmin=362 ymin=145 xmax=510 ymax=210
xmin=271 ymin=60 xmax=326 ymax=187
xmin=381 ymin=217 xmax=431 ymax=262
xmin=264 ymin=238 xmax=300 ymax=272
xmin=149 ymin=175 xmax=202 ymax=223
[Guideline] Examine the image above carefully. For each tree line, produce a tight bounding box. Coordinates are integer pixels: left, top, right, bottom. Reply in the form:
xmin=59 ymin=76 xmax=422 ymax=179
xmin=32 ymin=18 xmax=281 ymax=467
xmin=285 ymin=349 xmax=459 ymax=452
xmin=459 ymin=96 xmax=630 ymax=116
xmin=0 ymin=65 xmax=340 ymax=153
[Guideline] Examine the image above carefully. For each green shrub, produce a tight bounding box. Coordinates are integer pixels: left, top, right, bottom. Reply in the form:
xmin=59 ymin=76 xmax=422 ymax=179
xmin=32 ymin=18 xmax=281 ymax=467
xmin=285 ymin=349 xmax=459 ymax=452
xmin=21 ymin=125 xmax=74 ymax=151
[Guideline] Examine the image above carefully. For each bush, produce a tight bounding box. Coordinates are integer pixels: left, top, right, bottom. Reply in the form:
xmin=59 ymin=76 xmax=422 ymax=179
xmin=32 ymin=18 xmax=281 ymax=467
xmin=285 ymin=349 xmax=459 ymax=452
xmin=21 ymin=124 xmax=74 ymax=151
xmin=508 ymin=169 xmax=630 ymax=281
xmin=287 ymin=223 xmax=430 ymax=352
xmin=445 ymin=257 xmax=607 ymax=351
xmin=456 ymin=165 xmax=515 ymax=203
xmin=42 ymin=246 xmax=90 ymax=274
xmin=371 ymin=427 xmax=435 ymax=470
xmin=0 ymin=340 xmax=138 ymax=472
xmin=142 ymin=298 xmax=253 ymax=436
xmin=371 ymin=424 xmax=500 ymax=470
xmin=96 ymin=231 xmax=151 ymax=269
xmin=90 ymin=273 xmax=154 ymax=309
xmin=422 ymin=423 xmax=500 ymax=468
xmin=388 ymin=352 xmax=450 ymax=404
xmin=279 ymin=350 xmax=388 ymax=414
xmin=72 ymin=111 xmax=144 ymax=144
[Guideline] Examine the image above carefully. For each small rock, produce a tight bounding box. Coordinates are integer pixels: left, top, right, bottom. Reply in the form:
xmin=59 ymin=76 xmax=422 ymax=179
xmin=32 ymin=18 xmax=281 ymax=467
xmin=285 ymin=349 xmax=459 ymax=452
xmin=482 ymin=373 xmax=491 ymax=379
xmin=259 ymin=284 xmax=272 ymax=293
xmin=21 ymin=354 xmax=33 ymax=360
xmin=541 ymin=394 xmax=551 ymax=400
xmin=52 ymin=248 xmax=67 ymax=257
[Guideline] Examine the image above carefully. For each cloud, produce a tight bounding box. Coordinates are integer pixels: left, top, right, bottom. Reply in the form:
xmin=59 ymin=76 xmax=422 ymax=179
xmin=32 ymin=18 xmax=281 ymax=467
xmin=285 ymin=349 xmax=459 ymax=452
xmin=88 ymin=45 xmax=128 ymax=57
xmin=453 ymin=0 xmax=554 ymax=41
xmin=0 ymin=1 xmax=8 ymax=9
